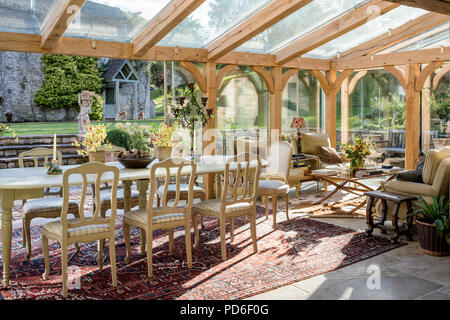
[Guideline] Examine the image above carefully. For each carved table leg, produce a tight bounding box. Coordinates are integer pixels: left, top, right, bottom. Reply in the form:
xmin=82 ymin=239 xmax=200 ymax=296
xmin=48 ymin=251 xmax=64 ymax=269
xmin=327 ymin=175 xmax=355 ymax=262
xmin=405 ymin=200 xmax=414 ymax=241
xmin=365 ymin=196 xmax=375 ymax=238
xmin=391 ymin=202 xmax=401 ymax=243
xmin=380 ymin=199 xmax=388 ymax=234
xmin=1 ymin=190 xmax=14 ymax=287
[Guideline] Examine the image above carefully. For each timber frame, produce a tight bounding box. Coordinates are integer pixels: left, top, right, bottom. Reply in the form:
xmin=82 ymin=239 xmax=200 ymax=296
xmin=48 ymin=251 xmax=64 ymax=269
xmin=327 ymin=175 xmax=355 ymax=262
xmin=0 ymin=0 xmax=449 ymax=174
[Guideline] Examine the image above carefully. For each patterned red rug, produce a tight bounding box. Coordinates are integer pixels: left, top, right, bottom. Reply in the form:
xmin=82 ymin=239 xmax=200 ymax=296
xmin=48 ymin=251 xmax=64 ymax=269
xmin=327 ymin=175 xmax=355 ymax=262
xmin=0 ymin=206 xmax=405 ymax=300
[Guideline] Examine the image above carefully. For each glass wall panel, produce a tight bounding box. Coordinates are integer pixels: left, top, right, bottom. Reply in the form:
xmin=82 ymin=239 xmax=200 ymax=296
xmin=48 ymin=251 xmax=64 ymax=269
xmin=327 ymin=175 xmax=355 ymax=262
xmin=337 ymin=69 xmax=406 ymax=168
xmin=158 ymin=0 xmax=272 ymax=48
xmin=238 ymin=0 xmax=367 ymax=54
xmin=306 ymin=6 xmax=428 ymax=59
xmin=0 ymin=0 xmax=58 ymax=34
xmin=215 ymin=66 xmax=269 ymax=156
xmin=65 ymin=0 xmax=171 ymax=42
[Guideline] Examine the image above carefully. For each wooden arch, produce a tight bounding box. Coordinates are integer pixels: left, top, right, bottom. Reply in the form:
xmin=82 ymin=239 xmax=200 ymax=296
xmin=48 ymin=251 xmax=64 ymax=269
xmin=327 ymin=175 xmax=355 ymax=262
xmin=384 ymin=65 xmax=407 ymax=90
xmin=250 ymin=66 xmax=274 ymax=93
xmin=432 ymin=63 xmax=450 ymax=90
xmin=282 ymin=69 xmax=299 ymax=91
xmin=216 ymin=65 xmax=238 ymax=89
xmin=178 ymin=61 xmax=207 ymax=93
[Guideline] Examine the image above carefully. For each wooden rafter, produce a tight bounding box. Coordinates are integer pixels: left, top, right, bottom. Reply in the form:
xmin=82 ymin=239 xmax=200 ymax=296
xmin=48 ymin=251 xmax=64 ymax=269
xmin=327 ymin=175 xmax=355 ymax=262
xmin=332 ymin=12 xmax=450 ymax=62
xmin=385 ymin=0 xmax=450 ymax=15
xmin=207 ymin=0 xmax=313 ymax=61
xmin=132 ymin=0 xmax=205 ymax=56
xmin=40 ymin=0 xmax=87 ymax=49
xmin=433 ymin=63 xmax=450 ymax=89
xmin=274 ymin=0 xmax=399 ymax=65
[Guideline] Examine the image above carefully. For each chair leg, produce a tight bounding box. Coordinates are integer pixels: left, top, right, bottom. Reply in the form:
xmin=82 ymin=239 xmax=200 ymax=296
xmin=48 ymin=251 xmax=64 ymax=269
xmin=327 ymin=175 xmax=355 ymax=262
xmin=219 ymin=218 xmax=227 ymax=261
xmin=185 ymin=223 xmax=192 ymax=269
xmin=61 ymin=243 xmax=68 ymax=298
xmin=193 ymin=213 xmax=200 ymax=250
xmin=250 ymin=211 xmax=258 ymax=254
xmin=22 ymin=218 xmax=26 ymax=248
xmin=169 ymin=229 xmax=174 ymax=255
xmin=109 ymin=237 xmax=118 ymax=287
xmin=272 ymin=195 xmax=278 ymax=229
xmin=42 ymin=233 xmax=50 ymax=280
xmin=157 ymin=196 xmax=160 ymax=208
xmin=200 ymin=195 xmax=206 ymax=230
xmin=230 ymin=218 xmax=235 ymax=243
xmin=98 ymin=239 xmax=105 ymax=270
xmin=285 ymin=193 xmax=290 ymax=222
xmin=146 ymin=229 xmax=153 ymax=278
xmin=140 ymin=228 xmax=146 ymax=255
xmin=264 ymin=196 xmax=269 ymax=219
xmin=24 ymin=215 xmax=32 ymax=260
xmin=123 ymin=223 xmax=131 ymax=264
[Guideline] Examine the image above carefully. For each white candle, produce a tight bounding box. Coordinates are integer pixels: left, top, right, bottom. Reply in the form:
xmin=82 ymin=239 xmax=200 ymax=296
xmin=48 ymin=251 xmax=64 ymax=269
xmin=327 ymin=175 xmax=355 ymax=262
xmin=53 ymin=134 xmax=57 ymax=161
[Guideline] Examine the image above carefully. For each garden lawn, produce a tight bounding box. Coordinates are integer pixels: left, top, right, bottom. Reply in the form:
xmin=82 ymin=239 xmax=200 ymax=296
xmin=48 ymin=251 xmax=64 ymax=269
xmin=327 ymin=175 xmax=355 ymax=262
xmin=5 ymin=119 xmax=163 ymax=136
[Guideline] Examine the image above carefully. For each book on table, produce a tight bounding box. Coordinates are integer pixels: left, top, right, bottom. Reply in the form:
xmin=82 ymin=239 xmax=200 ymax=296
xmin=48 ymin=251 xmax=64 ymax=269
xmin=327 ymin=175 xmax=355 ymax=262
xmin=311 ymin=169 xmax=338 ymax=176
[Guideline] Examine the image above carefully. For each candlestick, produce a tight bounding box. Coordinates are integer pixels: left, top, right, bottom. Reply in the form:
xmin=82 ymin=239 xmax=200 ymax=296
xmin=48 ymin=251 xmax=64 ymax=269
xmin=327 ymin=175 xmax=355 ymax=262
xmin=53 ymin=134 xmax=57 ymax=161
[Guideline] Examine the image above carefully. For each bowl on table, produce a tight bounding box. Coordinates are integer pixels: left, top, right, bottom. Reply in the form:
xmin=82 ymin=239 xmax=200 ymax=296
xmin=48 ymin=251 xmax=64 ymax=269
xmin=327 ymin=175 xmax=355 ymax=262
xmin=117 ymin=156 xmax=156 ymax=169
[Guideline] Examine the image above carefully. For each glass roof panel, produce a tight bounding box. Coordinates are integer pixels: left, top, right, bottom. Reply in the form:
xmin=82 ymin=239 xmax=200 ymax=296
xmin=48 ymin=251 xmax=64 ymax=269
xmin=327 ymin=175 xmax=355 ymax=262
xmin=0 ymin=0 xmax=58 ymax=34
xmin=237 ymin=0 xmax=369 ymax=54
xmin=304 ymin=6 xmax=428 ymax=59
xmin=64 ymin=0 xmax=172 ymax=42
xmin=157 ymin=0 xmax=273 ymax=48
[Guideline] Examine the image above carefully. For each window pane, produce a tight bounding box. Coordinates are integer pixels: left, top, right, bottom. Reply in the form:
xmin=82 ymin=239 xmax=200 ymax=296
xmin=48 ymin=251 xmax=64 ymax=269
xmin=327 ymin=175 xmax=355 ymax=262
xmin=237 ymin=0 xmax=368 ymax=54
xmin=158 ymin=0 xmax=273 ymax=48
xmin=0 ymin=0 xmax=58 ymax=34
xmin=305 ymin=6 xmax=428 ymax=59
xmin=65 ymin=0 xmax=172 ymax=42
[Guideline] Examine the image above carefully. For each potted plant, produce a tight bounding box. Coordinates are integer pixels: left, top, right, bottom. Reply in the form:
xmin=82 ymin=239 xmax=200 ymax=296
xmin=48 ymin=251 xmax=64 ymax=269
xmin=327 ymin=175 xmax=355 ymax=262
xmin=340 ymin=137 xmax=373 ymax=176
xmin=151 ymin=122 xmax=177 ymax=161
xmin=73 ymin=123 xmax=108 ymax=163
xmin=408 ymin=195 xmax=450 ymax=256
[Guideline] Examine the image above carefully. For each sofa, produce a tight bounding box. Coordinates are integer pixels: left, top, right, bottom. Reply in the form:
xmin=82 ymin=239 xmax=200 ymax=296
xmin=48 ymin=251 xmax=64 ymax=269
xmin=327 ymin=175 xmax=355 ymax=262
xmin=300 ymin=132 xmax=349 ymax=170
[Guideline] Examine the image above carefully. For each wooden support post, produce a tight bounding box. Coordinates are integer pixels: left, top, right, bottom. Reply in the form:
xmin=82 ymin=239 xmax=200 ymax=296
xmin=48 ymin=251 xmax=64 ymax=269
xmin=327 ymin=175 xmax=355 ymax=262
xmin=270 ymin=66 xmax=283 ymax=142
xmin=325 ymin=70 xmax=337 ymax=148
xmin=341 ymin=78 xmax=350 ymax=145
xmin=422 ymin=77 xmax=432 ymax=151
xmin=405 ymin=63 xmax=420 ymax=170
xmin=203 ymin=62 xmax=217 ymax=199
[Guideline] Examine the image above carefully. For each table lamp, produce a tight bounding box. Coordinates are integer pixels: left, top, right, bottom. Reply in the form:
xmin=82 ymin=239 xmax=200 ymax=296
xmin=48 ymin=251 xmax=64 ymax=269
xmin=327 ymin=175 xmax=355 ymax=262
xmin=291 ymin=117 xmax=306 ymax=154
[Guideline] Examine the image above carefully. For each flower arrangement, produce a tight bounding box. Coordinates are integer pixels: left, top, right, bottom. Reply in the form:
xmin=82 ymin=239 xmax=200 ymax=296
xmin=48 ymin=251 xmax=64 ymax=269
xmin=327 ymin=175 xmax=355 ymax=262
xmin=73 ymin=123 xmax=108 ymax=157
xmin=340 ymin=137 xmax=373 ymax=175
xmin=114 ymin=122 xmax=153 ymax=152
xmin=151 ymin=122 xmax=177 ymax=147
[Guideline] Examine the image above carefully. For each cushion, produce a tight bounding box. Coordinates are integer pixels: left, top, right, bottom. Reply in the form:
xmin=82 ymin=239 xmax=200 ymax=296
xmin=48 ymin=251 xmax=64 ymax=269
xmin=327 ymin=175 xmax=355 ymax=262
xmin=157 ymin=184 xmax=205 ymax=197
xmin=422 ymin=147 xmax=450 ymax=184
xmin=123 ymin=208 xmax=186 ymax=226
xmin=300 ymin=133 xmax=331 ymax=155
xmin=258 ymin=180 xmax=289 ymax=194
xmin=193 ymin=199 xmax=252 ymax=217
xmin=23 ymin=198 xmax=78 ymax=215
xmin=100 ymin=188 xmax=139 ymax=204
xmin=397 ymin=153 xmax=425 ymax=183
xmin=318 ymin=147 xmax=343 ymax=164
xmin=43 ymin=218 xmax=109 ymax=238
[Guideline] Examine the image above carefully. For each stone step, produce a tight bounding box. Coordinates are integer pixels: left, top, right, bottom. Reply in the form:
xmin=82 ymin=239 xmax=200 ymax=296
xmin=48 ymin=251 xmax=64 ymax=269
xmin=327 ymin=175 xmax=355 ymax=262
xmin=0 ymin=143 xmax=78 ymax=157
xmin=0 ymin=134 xmax=80 ymax=146
xmin=0 ymin=154 xmax=84 ymax=169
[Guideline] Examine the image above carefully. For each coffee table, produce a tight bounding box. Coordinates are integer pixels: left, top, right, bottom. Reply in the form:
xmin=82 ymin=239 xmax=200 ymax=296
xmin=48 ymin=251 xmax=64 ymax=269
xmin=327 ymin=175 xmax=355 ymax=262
xmin=311 ymin=169 xmax=400 ymax=215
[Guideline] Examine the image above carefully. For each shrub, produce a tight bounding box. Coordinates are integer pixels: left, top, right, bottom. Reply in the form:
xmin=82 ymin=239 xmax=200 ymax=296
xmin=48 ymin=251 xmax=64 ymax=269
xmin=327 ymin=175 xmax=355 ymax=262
xmin=106 ymin=128 xmax=133 ymax=151
xmin=90 ymin=95 xmax=104 ymax=121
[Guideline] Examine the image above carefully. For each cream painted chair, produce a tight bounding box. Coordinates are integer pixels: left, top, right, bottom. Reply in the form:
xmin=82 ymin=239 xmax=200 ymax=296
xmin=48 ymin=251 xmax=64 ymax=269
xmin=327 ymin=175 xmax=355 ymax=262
xmin=122 ymin=158 xmax=196 ymax=277
xmin=42 ymin=162 xmax=119 ymax=298
xmin=18 ymin=148 xmax=79 ymax=260
xmin=192 ymin=153 xmax=261 ymax=261
xmin=258 ymin=141 xmax=292 ymax=229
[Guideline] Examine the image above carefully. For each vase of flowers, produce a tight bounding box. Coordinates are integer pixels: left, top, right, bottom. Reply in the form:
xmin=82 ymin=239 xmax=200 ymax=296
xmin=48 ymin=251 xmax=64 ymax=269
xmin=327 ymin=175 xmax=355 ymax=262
xmin=151 ymin=122 xmax=177 ymax=161
xmin=340 ymin=137 xmax=373 ymax=176
xmin=73 ymin=123 xmax=108 ymax=163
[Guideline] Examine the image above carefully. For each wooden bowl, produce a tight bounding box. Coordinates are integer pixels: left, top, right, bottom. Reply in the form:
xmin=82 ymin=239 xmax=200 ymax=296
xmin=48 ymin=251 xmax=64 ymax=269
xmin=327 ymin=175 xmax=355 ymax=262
xmin=118 ymin=156 xmax=155 ymax=169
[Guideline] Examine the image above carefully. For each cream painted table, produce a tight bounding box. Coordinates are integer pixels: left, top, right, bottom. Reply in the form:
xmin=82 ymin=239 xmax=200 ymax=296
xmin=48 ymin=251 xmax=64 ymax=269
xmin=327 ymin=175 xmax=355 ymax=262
xmin=0 ymin=155 xmax=254 ymax=288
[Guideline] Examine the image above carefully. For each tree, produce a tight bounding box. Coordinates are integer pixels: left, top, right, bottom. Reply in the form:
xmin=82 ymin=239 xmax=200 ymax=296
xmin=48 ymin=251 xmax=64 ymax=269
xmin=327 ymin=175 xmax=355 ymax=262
xmin=34 ymin=54 xmax=105 ymax=110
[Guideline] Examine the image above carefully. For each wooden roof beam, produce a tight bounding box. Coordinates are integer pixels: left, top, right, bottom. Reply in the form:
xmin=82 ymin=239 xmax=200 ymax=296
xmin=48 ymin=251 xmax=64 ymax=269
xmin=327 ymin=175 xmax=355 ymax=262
xmin=132 ymin=0 xmax=205 ymax=56
xmin=274 ymin=0 xmax=399 ymax=65
xmin=331 ymin=12 xmax=450 ymax=62
xmin=40 ymin=0 xmax=87 ymax=49
xmin=385 ymin=0 xmax=450 ymax=15
xmin=207 ymin=0 xmax=313 ymax=61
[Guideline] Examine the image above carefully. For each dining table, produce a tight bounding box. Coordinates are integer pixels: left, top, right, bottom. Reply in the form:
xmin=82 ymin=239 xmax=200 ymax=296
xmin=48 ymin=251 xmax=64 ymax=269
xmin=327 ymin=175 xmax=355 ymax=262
xmin=0 ymin=155 xmax=264 ymax=288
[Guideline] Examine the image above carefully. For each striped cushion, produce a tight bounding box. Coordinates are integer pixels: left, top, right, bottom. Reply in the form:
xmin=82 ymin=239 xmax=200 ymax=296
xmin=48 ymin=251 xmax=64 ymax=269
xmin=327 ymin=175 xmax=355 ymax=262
xmin=157 ymin=184 xmax=205 ymax=196
xmin=193 ymin=199 xmax=252 ymax=217
xmin=23 ymin=198 xmax=79 ymax=215
xmin=43 ymin=218 xmax=110 ymax=238
xmin=123 ymin=208 xmax=186 ymax=225
xmin=258 ymin=180 xmax=289 ymax=194
xmin=100 ymin=188 xmax=140 ymax=204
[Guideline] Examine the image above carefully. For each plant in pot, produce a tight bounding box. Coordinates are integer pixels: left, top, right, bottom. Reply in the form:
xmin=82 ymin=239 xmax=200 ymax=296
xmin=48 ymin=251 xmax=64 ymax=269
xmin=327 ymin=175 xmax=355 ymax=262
xmin=407 ymin=195 xmax=450 ymax=256
xmin=151 ymin=122 xmax=177 ymax=161
xmin=340 ymin=137 xmax=373 ymax=176
xmin=73 ymin=123 xmax=108 ymax=163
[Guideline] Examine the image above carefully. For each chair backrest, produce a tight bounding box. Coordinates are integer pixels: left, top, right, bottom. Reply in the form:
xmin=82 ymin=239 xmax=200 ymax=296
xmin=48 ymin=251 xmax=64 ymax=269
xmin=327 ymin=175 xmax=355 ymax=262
xmin=431 ymin=157 xmax=450 ymax=199
xmin=422 ymin=147 xmax=450 ymax=184
xmin=61 ymin=162 xmax=119 ymax=237
xmin=220 ymin=153 xmax=261 ymax=211
xmin=388 ymin=129 xmax=406 ymax=148
xmin=262 ymin=141 xmax=292 ymax=183
xmin=18 ymin=147 xmax=63 ymax=168
xmin=147 ymin=158 xmax=197 ymax=221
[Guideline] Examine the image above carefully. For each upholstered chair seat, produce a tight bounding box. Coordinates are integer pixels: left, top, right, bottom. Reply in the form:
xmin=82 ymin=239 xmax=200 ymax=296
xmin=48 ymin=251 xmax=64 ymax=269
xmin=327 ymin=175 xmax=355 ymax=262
xmin=23 ymin=198 xmax=79 ymax=215
xmin=193 ymin=199 xmax=252 ymax=217
xmin=43 ymin=218 xmax=110 ymax=238
xmin=123 ymin=208 xmax=187 ymax=225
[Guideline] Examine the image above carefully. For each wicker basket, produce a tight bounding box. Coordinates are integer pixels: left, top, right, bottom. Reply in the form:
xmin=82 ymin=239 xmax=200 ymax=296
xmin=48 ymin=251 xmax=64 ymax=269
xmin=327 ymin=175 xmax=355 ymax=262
xmin=416 ymin=220 xmax=450 ymax=256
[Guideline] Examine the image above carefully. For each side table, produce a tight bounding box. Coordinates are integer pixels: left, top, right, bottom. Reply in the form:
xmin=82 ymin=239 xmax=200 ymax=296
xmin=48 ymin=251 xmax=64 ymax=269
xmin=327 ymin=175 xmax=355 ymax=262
xmin=364 ymin=190 xmax=417 ymax=243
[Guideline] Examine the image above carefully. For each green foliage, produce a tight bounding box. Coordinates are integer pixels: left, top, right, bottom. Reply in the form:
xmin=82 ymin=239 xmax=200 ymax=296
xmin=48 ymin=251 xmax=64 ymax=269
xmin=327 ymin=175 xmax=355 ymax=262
xmin=106 ymin=128 xmax=133 ymax=151
xmin=113 ymin=122 xmax=154 ymax=152
xmin=408 ymin=196 xmax=450 ymax=244
xmin=90 ymin=95 xmax=104 ymax=121
xmin=0 ymin=123 xmax=15 ymax=137
xmin=34 ymin=54 xmax=105 ymax=110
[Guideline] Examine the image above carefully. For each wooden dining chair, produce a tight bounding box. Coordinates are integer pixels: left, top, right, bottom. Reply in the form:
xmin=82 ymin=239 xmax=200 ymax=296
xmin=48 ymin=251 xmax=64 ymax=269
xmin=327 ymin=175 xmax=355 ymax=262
xmin=18 ymin=148 xmax=79 ymax=260
xmin=41 ymin=162 xmax=119 ymax=298
xmin=122 ymin=158 xmax=196 ymax=277
xmin=192 ymin=153 xmax=261 ymax=261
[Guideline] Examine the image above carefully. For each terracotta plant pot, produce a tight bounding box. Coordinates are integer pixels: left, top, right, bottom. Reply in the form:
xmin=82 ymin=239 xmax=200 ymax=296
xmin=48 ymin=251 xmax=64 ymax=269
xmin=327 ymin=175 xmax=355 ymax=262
xmin=416 ymin=220 xmax=450 ymax=256
xmin=155 ymin=146 xmax=173 ymax=161
xmin=88 ymin=151 xmax=106 ymax=163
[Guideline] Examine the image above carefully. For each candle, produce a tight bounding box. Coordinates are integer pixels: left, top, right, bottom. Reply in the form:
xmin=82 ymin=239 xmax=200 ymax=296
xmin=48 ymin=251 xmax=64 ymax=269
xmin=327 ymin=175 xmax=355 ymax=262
xmin=53 ymin=134 xmax=57 ymax=161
